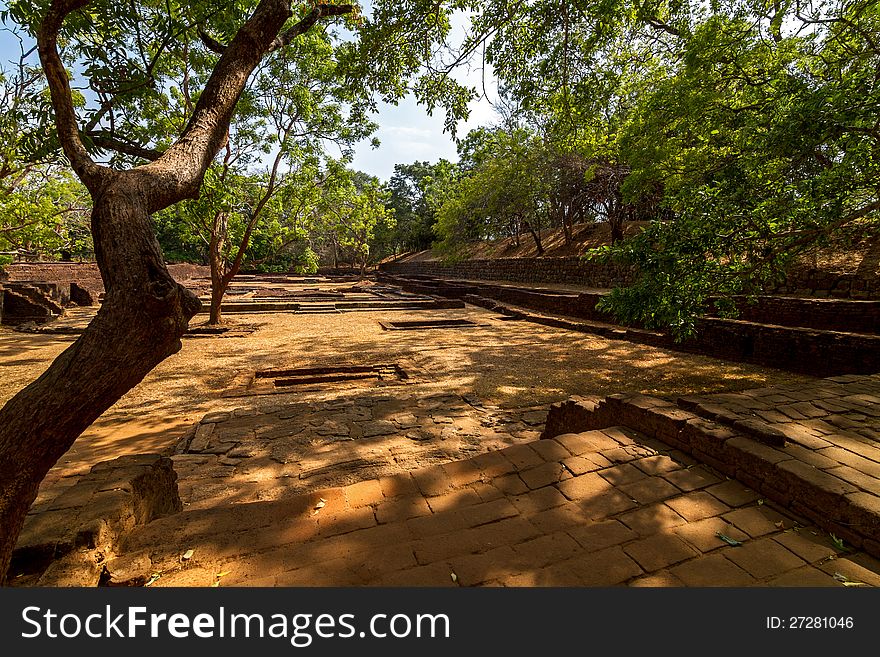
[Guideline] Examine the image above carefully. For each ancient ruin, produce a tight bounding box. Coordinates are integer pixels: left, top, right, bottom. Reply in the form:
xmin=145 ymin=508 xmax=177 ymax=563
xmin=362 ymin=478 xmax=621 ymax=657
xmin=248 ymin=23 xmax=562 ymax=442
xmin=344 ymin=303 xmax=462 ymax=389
xmin=2 ymin=257 xmax=878 ymax=588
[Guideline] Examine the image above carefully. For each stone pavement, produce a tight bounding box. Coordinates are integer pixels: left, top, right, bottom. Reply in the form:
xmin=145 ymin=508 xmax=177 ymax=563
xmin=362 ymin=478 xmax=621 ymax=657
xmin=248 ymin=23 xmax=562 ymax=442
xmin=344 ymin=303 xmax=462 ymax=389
xmin=107 ymin=425 xmax=880 ymax=587
xmin=171 ymin=390 xmax=546 ymax=510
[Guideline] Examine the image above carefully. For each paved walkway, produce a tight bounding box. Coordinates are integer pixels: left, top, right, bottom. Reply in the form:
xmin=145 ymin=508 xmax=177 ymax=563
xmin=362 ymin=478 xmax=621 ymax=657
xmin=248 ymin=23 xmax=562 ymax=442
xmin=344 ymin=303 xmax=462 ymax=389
xmin=112 ymin=424 xmax=880 ymax=587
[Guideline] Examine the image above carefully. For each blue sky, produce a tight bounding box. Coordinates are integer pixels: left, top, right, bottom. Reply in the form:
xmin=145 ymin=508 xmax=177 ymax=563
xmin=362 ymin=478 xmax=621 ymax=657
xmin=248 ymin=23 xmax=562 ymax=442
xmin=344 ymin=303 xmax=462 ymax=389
xmin=0 ymin=7 xmax=500 ymax=183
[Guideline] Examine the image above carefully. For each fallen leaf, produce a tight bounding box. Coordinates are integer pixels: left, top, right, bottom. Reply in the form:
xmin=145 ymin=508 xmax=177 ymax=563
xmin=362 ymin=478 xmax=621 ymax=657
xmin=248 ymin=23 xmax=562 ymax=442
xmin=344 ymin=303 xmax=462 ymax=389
xmin=313 ymin=498 xmax=327 ymax=515
xmin=757 ymin=499 xmax=765 ymax=506
xmin=716 ymin=532 xmax=743 ymax=547
xmin=833 ymin=572 xmax=866 ymax=587
xmin=182 ymin=549 xmax=194 ymax=561
xmin=450 ymin=572 xmax=458 ymax=583
xmin=775 ymin=521 xmax=784 ymax=529
xmin=830 ymin=533 xmax=845 ymax=550
xmin=216 ymin=571 xmax=230 ymax=578
xmin=145 ymin=573 xmax=161 ymax=587
xmin=211 ymin=581 xmax=220 ymax=588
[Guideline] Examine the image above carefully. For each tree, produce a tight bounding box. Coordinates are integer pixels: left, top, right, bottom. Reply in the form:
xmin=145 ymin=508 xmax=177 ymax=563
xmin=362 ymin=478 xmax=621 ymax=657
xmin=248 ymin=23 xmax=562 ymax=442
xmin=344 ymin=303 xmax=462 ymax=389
xmin=383 ymin=160 xmax=454 ymax=254
xmin=318 ymin=167 xmax=393 ymax=277
xmin=592 ymin=1 xmax=880 ymax=337
xmin=435 ymin=126 xmax=549 ymax=255
xmin=0 ymin=0 xmax=475 ymax=582
xmin=163 ymin=26 xmax=377 ymax=323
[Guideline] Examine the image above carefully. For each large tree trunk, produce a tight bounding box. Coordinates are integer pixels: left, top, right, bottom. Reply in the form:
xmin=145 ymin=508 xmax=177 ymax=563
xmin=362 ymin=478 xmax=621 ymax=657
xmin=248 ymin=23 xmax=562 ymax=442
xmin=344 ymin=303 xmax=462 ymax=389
xmin=0 ymin=175 xmax=200 ymax=583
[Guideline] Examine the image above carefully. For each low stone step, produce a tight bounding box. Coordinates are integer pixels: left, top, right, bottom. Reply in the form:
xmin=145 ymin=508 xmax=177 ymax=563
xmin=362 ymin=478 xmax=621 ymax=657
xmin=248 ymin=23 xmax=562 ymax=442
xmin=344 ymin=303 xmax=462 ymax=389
xmin=10 ymin=454 xmax=182 ymax=586
xmin=542 ymin=381 xmax=880 ymax=559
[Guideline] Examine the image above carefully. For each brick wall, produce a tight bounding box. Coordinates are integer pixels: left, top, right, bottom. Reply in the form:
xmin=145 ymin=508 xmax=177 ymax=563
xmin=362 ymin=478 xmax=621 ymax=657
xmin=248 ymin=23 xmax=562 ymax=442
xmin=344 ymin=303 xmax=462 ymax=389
xmin=381 ymin=257 xmax=880 ymax=300
xmin=379 ymin=256 xmax=636 ymax=288
xmin=771 ymin=267 xmax=880 ymax=299
xmin=726 ymin=296 xmax=880 ymax=334
xmin=1 ymin=262 xmax=210 ymax=294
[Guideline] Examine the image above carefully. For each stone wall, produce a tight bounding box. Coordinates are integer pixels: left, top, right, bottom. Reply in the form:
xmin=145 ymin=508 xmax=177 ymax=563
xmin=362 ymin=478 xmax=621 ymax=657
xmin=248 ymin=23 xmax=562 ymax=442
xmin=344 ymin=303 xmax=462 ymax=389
xmin=381 ymin=256 xmax=880 ymax=300
xmin=384 ymin=273 xmax=880 ymax=376
xmin=771 ymin=267 xmax=880 ymax=299
xmin=726 ymin=296 xmax=880 ymax=333
xmin=380 ymin=256 xmax=636 ymax=288
xmin=1 ymin=262 xmax=211 ymax=295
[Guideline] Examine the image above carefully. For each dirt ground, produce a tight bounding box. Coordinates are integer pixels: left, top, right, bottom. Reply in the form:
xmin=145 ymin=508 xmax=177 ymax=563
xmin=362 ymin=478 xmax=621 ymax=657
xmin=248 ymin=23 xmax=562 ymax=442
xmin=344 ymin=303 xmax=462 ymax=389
xmin=1 ymin=282 xmax=812 ymax=514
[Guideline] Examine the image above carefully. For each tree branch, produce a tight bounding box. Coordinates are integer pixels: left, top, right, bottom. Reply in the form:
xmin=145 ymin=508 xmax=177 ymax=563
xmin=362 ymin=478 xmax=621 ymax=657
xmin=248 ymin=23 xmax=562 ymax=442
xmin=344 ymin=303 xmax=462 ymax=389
xmin=198 ymin=27 xmax=227 ymax=54
xmin=268 ymin=4 xmax=353 ymax=52
xmin=86 ymin=131 xmax=164 ymax=161
xmin=199 ymin=4 xmax=353 ymax=56
xmin=143 ymin=1 xmax=352 ymax=212
xmin=36 ymin=0 xmax=107 ymax=191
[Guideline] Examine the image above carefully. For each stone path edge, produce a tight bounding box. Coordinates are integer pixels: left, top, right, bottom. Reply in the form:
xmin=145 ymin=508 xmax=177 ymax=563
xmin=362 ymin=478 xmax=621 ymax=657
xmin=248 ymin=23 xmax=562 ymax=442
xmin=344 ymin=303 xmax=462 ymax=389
xmin=542 ymin=391 xmax=880 ymax=558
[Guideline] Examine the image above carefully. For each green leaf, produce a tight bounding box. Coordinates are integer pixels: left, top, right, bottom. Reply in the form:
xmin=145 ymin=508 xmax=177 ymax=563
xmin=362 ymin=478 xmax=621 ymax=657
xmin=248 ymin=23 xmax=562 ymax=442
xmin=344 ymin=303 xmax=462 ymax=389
xmin=716 ymin=532 xmax=743 ymax=547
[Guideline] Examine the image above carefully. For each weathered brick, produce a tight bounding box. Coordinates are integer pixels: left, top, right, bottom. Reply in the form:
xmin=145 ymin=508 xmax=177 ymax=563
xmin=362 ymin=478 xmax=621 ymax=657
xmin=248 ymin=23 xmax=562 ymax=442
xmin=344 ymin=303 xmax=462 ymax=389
xmin=345 ymin=479 xmax=383 ymax=509
xmin=411 ymin=465 xmax=455 ymax=497
xmin=619 ymin=477 xmax=680 ymax=505
xmin=666 ymin=491 xmax=730 ymax=521
xmin=550 ymin=545 xmax=643 ymax=586
xmin=567 ymin=519 xmax=638 ymax=552
xmin=557 ymin=472 xmax=612 ymax=501
xmin=673 ymin=516 xmax=748 ymax=553
xmin=494 ymin=473 xmax=529 ymax=495
xmin=778 ymin=459 xmax=858 ymax=497
xmin=634 ymin=455 xmax=682 ymax=476
xmin=510 ymin=487 xmax=569 ymax=515
xmin=376 ymin=496 xmax=432 ymax=524
xmin=500 ymin=443 xmax=546 ymax=470
xmin=426 ymin=487 xmax=482 ymax=513
xmin=825 ymin=466 xmax=880 ymax=495
xmin=562 ymin=455 xmax=604 ymax=476
xmin=449 ymin=546 xmax=522 ymax=586
xmin=618 ymin=504 xmax=687 ymax=536
xmin=773 ymin=530 xmax=841 ymax=564
xmin=379 ymin=473 xmax=418 ymax=499
xmin=767 ymin=566 xmax=841 ymax=587
xmin=599 ymin=463 xmax=647 ymax=486
xmin=441 ymin=459 xmax=483 ymax=487
xmin=722 ymin=507 xmax=788 ymax=538
xmin=624 ymin=533 xmax=699 ymax=572
xmin=530 ymin=439 xmax=572 ymax=461
xmin=581 ymin=491 xmax=639 ymax=519
xmin=470 ymin=450 xmax=517 ymax=478
xmin=705 ymin=480 xmax=761 ymax=507
xmin=316 ymin=506 xmax=376 ymax=537
xmin=519 ymin=461 xmax=568 ymax=490
xmin=458 ymin=498 xmax=520 ymax=528
xmin=723 ymin=538 xmax=806 ymax=579
xmin=670 ymin=553 xmax=756 ymax=586
xmin=663 ymin=466 xmax=722 ymax=492
xmin=512 ymin=532 xmax=583 ymax=568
